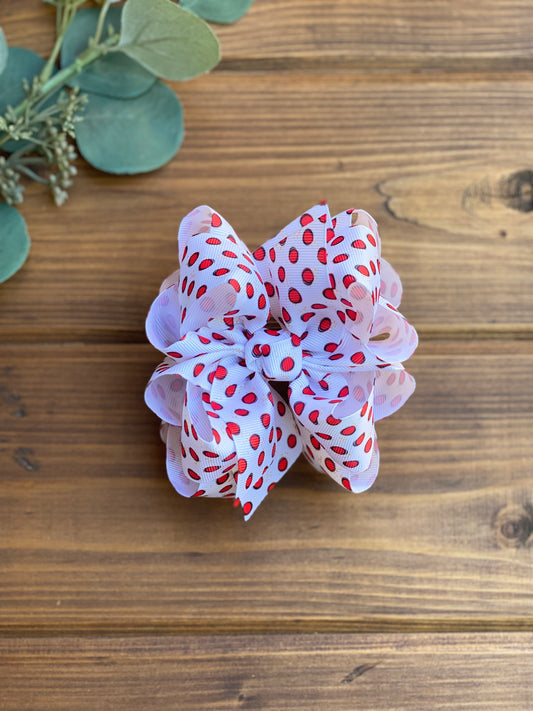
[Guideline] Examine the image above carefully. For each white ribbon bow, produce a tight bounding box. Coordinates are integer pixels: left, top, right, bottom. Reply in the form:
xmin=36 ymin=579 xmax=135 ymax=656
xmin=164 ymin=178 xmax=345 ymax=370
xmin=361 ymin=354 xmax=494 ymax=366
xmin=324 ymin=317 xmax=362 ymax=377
xmin=145 ymin=206 xmax=302 ymax=519
xmin=254 ymin=204 xmax=417 ymax=493
xmin=145 ymin=204 xmax=417 ymax=518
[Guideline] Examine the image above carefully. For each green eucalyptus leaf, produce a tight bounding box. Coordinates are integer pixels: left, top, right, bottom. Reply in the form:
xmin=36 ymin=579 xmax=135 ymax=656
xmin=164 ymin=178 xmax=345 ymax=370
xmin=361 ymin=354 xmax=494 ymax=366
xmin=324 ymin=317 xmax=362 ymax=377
xmin=180 ymin=0 xmax=254 ymax=24
xmin=0 ymin=202 xmax=30 ymax=283
xmin=0 ymin=47 xmax=52 ymax=152
xmin=0 ymin=47 xmax=46 ymax=114
xmin=0 ymin=28 xmax=8 ymax=76
xmin=61 ymin=7 xmax=157 ymax=99
xmin=76 ymin=81 xmax=183 ymax=174
xmin=119 ymin=0 xmax=220 ymax=81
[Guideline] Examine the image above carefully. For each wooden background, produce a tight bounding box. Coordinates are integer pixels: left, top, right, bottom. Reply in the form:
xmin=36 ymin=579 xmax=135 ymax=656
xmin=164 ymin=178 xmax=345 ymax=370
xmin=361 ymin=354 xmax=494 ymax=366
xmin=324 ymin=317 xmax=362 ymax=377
xmin=1 ymin=1 xmax=533 ymax=708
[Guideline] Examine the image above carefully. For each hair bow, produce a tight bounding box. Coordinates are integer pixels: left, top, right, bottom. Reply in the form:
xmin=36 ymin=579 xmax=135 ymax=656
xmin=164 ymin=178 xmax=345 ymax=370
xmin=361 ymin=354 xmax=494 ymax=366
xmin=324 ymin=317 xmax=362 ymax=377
xmin=253 ymin=204 xmax=418 ymax=494
xmin=145 ymin=206 xmax=302 ymax=519
xmin=145 ymin=204 xmax=417 ymax=519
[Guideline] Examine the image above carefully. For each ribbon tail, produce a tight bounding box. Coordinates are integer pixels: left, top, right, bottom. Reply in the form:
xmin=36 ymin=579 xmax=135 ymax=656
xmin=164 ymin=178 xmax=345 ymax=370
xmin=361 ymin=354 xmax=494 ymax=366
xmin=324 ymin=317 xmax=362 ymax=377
xmin=224 ymin=377 xmax=302 ymax=520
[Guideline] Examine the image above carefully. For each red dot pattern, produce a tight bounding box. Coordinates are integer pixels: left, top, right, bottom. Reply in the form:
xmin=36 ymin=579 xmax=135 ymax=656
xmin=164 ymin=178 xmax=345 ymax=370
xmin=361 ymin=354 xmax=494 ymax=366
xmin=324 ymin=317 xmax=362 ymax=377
xmin=252 ymin=202 xmax=417 ymax=495
xmin=146 ymin=203 xmax=417 ymax=519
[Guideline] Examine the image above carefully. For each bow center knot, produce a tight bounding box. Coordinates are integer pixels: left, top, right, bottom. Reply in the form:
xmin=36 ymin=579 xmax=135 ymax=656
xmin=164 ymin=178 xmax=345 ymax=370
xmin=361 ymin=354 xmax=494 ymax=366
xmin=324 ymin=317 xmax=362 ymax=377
xmin=244 ymin=328 xmax=302 ymax=381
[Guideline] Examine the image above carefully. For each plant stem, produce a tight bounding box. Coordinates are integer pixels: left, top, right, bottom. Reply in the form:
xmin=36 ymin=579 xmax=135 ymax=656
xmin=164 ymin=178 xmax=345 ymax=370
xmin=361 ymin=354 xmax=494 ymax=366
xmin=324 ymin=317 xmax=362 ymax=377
xmin=17 ymin=157 xmax=49 ymax=166
xmin=6 ymin=142 xmax=35 ymax=164
xmin=24 ymin=49 xmax=95 ymax=113
xmin=0 ymin=1 xmax=118 ymax=149
xmin=17 ymin=165 xmax=49 ymax=184
xmin=41 ymin=0 xmax=85 ymax=83
xmin=93 ymin=0 xmax=115 ymax=45
xmin=41 ymin=29 xmax=65 ymax=84
xmin=24 ymin=39 xmax=113 ymax=120
xmin=0 ymin=39 xmax=106 ymax=150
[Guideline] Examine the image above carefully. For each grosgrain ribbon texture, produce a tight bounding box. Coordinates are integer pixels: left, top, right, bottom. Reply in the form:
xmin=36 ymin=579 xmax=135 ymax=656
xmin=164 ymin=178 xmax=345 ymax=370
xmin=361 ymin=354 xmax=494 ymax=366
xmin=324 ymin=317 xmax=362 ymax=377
xmin=145 ymin=203 xmax=418 ymax=519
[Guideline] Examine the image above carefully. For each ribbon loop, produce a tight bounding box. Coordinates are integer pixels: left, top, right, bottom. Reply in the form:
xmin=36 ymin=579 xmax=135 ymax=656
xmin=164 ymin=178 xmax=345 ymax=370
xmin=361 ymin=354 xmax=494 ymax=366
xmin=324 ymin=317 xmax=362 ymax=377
xmin=145 ymin=205 xmax=303 ymax=519
xmin=254 ymin=203 xmax=418 ymax=494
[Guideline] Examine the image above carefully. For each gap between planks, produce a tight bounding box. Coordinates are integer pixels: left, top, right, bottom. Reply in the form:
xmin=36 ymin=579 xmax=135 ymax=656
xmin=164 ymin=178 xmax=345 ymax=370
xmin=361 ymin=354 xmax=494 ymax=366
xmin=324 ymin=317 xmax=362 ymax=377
xmin=217 ymin=59 xmax=533 ymax=77
xmin=2 ymin=619 xmax=533 ymax=639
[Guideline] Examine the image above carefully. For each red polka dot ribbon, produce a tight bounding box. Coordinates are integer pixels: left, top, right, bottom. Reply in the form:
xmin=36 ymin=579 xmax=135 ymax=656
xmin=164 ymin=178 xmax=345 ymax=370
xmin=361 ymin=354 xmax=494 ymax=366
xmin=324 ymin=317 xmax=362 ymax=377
xmin=254 ymin=204 xmax=417 ymax=494
xmin=145 ymin=204 xmax=417 ymax=519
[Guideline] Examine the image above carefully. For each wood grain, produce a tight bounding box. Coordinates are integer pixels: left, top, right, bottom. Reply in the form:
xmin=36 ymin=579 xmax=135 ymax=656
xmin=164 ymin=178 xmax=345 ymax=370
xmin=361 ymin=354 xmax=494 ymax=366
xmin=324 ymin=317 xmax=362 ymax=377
xmin=1 ymin=74 xmax=533 ymax=340
xmin=2 ymin=1 xmax=533 ymax=705
xmin=4 ymin=0 xmax=533 ymax=71
xmin=1 ymin=341 xmax=532 ymax=632
xmin=1 ymin=633 xmax=533 ymax=710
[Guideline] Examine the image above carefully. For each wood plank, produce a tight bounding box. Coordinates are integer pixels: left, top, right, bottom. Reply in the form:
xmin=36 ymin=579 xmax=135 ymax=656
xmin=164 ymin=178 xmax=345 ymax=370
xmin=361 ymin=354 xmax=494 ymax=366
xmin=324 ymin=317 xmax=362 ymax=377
xmin=4 ymin=0 xmax=533 ymax=70
xmin=1 ymin=341 xmax=533 ymax=632
xmin=1 ymin=633 xmax=533 ymax=710
xmin=1 ymin=73 xmax=533 ymax=339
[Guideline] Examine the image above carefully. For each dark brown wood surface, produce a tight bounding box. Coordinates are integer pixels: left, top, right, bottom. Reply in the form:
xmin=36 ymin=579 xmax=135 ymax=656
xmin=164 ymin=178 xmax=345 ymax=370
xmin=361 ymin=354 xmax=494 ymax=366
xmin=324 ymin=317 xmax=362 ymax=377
xmin=2 ymin=633 xmax=533 ymax=710
xmin=5 ymin=0 xmax=533 ymax=71
xmin=1 ymin=341 xmax=533 ymax=633
xmin=1 ymin=1 xmax=533 ymax=708
xmin=1 ymin=74 xmax=533 ymax=339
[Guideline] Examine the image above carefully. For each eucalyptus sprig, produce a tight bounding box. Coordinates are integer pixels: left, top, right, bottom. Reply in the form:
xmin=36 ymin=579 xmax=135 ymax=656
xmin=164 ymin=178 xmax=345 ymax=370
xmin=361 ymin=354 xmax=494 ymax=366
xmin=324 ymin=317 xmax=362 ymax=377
xmin=0 ymin=0 xmax=254 ymax=283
